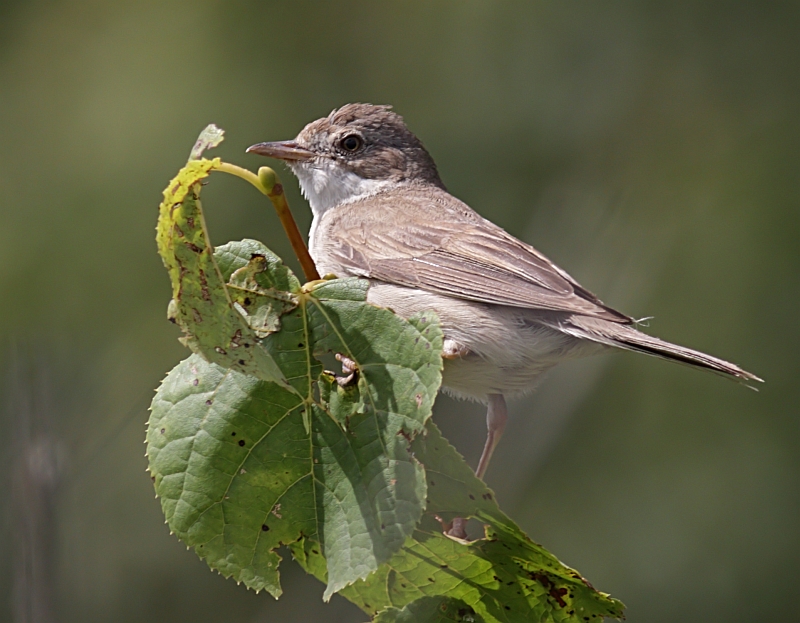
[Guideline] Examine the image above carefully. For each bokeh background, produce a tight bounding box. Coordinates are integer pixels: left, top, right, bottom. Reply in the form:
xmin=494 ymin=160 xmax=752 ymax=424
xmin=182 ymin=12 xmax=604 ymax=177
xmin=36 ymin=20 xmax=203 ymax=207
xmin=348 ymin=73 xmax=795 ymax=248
xmin=1 ymin=2 xmax=797 ymax=622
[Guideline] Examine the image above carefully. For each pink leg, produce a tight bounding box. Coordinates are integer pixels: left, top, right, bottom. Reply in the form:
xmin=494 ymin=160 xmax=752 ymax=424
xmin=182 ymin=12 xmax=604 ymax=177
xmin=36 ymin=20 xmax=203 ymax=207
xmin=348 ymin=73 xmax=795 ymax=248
xmin=446 ymin=394 xmax=507 ymax=539
xmin=475 ymin=394 xmax=508 ymax=480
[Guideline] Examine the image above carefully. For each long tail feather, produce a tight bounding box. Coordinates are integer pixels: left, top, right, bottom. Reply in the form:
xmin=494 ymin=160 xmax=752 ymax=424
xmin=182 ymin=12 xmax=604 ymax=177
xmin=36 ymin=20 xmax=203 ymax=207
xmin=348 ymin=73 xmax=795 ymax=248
xmin=554 ymin=316 xmax=763 ymax=383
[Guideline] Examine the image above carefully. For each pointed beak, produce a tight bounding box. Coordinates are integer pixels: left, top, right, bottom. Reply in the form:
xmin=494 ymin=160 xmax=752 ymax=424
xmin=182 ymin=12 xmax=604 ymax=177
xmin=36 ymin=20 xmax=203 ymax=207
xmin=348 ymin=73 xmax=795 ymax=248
xmin=246 ymin=140 xmax=316 ymax=161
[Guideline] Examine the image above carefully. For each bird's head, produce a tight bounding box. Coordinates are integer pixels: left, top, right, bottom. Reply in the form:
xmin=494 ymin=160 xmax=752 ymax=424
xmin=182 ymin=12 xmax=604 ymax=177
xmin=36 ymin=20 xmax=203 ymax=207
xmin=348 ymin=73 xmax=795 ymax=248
xmin=247 ymin=103 xmax=444 ymax=216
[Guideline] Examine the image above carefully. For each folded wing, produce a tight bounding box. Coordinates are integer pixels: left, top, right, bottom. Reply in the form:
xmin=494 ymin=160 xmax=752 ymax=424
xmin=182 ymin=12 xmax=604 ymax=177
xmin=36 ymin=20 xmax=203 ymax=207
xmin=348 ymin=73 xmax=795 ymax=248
xmin=321 ymin=197 xmax=632 ymax=324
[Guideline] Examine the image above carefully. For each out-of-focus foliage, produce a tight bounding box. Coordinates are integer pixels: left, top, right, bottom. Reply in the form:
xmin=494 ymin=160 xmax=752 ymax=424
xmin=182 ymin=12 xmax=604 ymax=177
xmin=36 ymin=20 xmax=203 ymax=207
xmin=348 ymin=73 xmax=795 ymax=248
xmin=0 ymin=2 xmax=797 ymax=623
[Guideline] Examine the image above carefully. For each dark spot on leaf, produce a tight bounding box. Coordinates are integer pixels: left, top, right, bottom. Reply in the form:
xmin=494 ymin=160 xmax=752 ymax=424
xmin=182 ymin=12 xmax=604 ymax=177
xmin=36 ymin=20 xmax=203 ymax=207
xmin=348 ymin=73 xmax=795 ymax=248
xmin=381 ymin=524 xmax=385 ymax=530
xmin=192 ymin=378 xmax=199 ymax=386
xmin=215 ymin=347 xmax=226 ymax=355
xmin=312 ymin=550 xmax=319 ymax=555
xmin=261 ymin=524 xmax=269 ymax=531
xmin=231 ymin=432 xmax=236 ymax=436
xmin=440 ymin=564 xmax=448 ymax=569
xmin=238 ymin=359 xmax=245 ymax=365
xmin=548 ymin=587 xmax=568 ymax=608
xmin=427 ymin=578 xmax=434 ymax=583
xmin=198 ymin=269 xmax=210 ymax=301
xmin=160 ymin=428 xmax=165 ymax=434
xmin=186 ymin=242 xmax=203 ymax=253
xmin=505 ymin=606 xmax=511 ymax=610
xmin=244 ymin=297 xmax=252 ymax=306
xmin=206 ymin=400 xmax=212 ymax=406
xmin=238 ymin=440 xmax=245 ymax=447
xmin=469 ymin=494 xmax=475 ymax=500
xmin=401 ymin=583 xmax=406 ymax=588
xmin=297 ymin=343 xmax=304 ymax=348
xmin=430 ymin=480 xmax=435 ymax=486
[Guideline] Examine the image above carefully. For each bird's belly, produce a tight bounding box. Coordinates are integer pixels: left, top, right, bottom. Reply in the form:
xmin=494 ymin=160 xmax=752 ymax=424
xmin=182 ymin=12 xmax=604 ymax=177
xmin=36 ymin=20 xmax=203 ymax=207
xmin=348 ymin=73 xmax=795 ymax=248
xmin=366 ymin=282 xmax=603 ymax=402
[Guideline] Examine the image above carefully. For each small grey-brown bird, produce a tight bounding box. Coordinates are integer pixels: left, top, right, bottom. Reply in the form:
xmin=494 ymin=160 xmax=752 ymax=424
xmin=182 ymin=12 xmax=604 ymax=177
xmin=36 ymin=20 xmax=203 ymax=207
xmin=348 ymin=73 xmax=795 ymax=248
xmin=247 ymin=103 xmax=761 ymax=487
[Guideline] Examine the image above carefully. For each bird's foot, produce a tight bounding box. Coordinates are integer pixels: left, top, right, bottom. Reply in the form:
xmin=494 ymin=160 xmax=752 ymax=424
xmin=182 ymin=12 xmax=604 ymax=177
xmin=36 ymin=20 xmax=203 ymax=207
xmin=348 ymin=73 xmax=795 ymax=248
xmin=331 ymin=353 xmax=358 ymax=387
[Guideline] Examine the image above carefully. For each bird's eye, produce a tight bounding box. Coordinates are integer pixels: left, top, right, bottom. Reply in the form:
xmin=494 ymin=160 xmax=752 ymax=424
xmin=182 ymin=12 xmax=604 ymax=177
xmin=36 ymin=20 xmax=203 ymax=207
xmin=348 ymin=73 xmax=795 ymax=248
xmin=339 ymin=135 xmax=363 ymax=152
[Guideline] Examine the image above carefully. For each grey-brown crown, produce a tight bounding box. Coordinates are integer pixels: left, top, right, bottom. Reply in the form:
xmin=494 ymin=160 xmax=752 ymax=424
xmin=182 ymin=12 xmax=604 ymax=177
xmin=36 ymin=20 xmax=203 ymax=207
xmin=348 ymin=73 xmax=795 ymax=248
xmin=296 ymin=103 xmax=446 ymax=189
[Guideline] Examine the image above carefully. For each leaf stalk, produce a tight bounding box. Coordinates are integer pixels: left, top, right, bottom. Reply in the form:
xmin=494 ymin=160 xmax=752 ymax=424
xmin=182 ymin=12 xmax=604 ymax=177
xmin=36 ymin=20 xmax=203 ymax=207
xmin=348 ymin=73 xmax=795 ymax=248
xmin=215 ymin=161 xmax=321 ymax=282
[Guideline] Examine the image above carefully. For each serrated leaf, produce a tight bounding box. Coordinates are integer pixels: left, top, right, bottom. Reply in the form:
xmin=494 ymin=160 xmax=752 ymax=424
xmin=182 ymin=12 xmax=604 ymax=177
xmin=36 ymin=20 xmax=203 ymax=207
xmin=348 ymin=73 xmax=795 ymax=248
xmin=291 ymin=423 xmax=625 ymax=622
xmin=151 ymin=155 xmax=443 ymax=598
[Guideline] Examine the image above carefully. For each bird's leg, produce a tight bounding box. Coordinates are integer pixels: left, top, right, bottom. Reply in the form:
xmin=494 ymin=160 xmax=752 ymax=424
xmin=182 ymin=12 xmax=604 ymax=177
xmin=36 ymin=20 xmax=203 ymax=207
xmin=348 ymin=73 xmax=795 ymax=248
xmin=475 ymin=394 xmax=507 ymax=480
xmin=445 ymin=393 xmax=507 ymax=540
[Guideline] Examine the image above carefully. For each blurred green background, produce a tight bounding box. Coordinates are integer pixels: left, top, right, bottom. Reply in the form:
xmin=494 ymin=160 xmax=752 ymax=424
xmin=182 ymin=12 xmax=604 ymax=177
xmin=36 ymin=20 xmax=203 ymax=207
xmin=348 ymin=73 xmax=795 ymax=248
xmin=1 ymin=1 xmax=797 ymax=622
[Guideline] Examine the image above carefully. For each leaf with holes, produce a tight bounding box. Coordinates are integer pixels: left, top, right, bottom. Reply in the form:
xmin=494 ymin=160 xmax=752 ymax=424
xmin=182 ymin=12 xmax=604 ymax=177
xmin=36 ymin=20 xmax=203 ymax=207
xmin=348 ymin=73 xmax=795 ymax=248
xmin=156 ymin=156 xmax=289 ymax=387
xmin=291 ymin=423 xmax=625 ymax=622
xmin=150 ymin=147 xmax=443 ymax=598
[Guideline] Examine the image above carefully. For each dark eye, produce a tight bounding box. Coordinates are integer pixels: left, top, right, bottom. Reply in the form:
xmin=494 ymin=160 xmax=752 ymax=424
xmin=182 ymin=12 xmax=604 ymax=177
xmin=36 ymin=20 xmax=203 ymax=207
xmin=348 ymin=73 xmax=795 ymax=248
xmin=339 ymin=134 xmax=363 ymax=152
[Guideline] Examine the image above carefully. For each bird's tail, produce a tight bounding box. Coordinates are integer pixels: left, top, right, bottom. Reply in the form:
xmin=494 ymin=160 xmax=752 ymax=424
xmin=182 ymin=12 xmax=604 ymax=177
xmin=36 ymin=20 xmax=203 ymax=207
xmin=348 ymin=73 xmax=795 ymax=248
xmin=552 ymin=316 xmax=763 ymax=384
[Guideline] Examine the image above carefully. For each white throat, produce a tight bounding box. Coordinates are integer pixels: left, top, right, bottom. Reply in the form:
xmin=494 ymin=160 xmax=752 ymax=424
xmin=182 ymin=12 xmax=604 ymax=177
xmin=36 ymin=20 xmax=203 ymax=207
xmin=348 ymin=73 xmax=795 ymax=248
xmin=290 ymin=159 xmax=393 ymax=219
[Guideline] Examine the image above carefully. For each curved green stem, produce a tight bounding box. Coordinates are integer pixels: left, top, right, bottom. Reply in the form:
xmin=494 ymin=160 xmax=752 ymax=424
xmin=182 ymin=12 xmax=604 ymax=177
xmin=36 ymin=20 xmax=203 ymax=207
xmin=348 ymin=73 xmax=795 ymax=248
xmin=215 ymin=161 xmax=269 ymax=195
xmin=214 ymin=162 xmax=321 ymax=282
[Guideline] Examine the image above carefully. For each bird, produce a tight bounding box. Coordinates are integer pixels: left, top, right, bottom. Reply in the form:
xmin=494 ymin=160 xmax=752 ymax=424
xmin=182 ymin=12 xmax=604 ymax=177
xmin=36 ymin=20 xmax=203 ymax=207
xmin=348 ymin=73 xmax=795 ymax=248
xmin=247 ymin=103 xmax=761 ymax=503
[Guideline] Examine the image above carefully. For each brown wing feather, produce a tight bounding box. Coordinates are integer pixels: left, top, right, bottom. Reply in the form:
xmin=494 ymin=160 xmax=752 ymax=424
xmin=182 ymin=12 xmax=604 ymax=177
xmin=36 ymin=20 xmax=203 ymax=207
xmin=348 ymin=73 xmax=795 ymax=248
xmin=319 ymin=188 xmax=632 ymax=323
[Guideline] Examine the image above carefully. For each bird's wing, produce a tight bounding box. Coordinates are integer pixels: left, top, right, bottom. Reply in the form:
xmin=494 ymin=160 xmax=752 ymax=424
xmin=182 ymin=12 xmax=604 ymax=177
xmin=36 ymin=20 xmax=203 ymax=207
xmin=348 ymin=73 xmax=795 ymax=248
xmin=321 ymin=196 xmax=632 ymax=323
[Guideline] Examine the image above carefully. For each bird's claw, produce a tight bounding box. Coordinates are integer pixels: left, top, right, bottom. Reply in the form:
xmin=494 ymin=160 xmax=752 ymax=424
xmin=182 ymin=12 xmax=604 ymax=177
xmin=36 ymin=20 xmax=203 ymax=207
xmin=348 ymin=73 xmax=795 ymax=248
xmin=332 ymin=353 xmax=358 ymax=387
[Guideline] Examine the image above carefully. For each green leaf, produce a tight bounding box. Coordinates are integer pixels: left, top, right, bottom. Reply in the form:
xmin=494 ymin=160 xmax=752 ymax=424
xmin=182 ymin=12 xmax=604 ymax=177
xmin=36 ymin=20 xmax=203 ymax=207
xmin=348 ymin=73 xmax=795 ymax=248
xmin=156 ymin=158 xmax=289 ymax=387
xmin=150 ymin=157 xmax=444 ymax=598
xmin=291 ymin=423 xmax=625 ymax=622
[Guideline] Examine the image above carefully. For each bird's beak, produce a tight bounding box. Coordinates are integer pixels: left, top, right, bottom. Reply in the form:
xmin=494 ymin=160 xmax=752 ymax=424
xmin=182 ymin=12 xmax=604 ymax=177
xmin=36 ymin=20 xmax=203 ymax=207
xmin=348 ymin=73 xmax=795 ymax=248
xmin=246 ymin=140 xmax=316 ymax=161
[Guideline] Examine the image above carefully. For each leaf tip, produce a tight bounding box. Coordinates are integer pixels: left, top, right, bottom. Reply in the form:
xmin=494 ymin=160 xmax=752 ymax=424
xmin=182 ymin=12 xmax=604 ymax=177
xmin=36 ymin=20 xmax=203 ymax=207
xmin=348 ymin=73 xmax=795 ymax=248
xmin=189 ymin=124 xmax=225 ymax=161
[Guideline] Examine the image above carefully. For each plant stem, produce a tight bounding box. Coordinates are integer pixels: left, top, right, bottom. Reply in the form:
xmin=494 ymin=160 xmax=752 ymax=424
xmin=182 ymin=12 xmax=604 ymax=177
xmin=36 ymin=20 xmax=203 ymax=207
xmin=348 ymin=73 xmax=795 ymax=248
xmin=215 ymin=162 xmax=320 ymax=282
